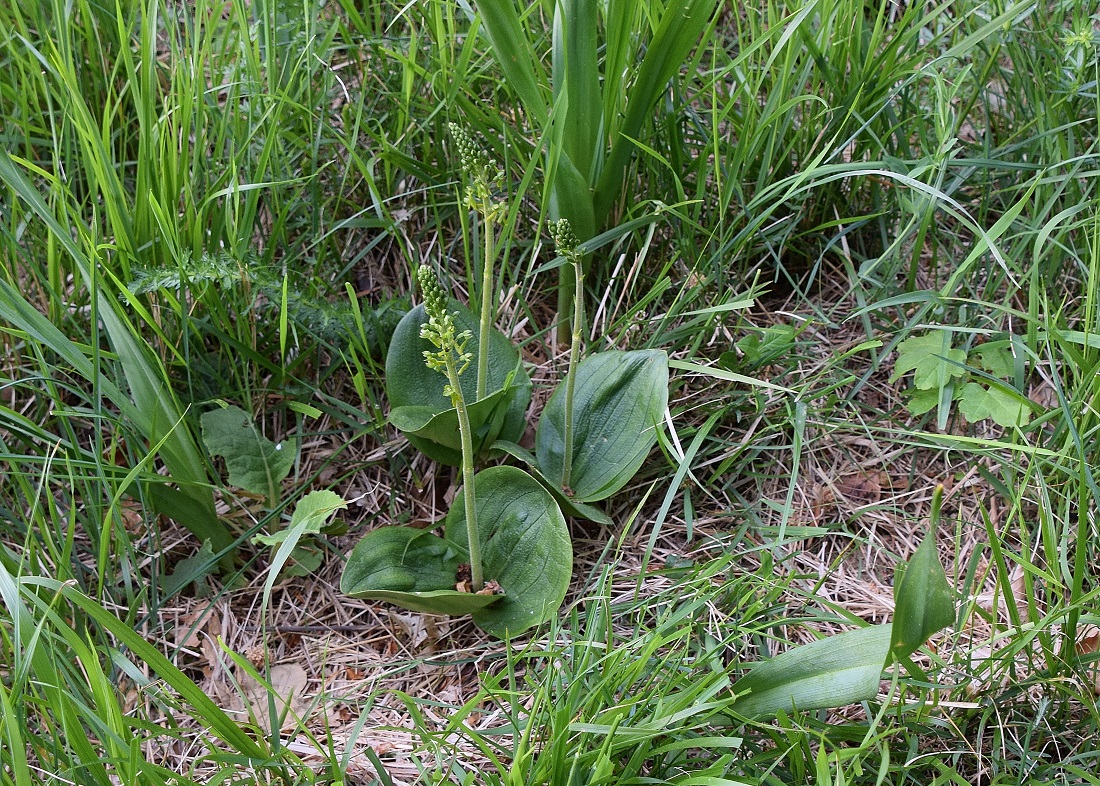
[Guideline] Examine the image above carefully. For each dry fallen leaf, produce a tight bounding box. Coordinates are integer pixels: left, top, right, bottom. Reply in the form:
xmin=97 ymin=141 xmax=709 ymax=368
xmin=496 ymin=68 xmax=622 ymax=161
xmin=225 ymin=663 xmax=310 ymax=733
xmin=834 ymin=470 xmax=890 ymax=507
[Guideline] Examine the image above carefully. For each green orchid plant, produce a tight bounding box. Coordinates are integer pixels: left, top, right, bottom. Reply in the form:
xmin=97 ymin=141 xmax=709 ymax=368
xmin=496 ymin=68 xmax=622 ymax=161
xmin=341 ymin=126 xmax=669 ymax=637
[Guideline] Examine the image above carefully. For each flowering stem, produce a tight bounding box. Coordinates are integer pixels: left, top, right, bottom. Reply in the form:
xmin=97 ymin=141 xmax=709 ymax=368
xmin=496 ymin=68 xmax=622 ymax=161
xmin=476 ymin=202 xmax=495 ymax=401
xmin=417 ymin=264 xmax=483 ymax=591
xmin=444 ymin=353 xmax=483 ymax=591
xmin=562 ymin=255 xmax=584 ymax=492
xmin=552 ymin=220 xmax=584 ymax=493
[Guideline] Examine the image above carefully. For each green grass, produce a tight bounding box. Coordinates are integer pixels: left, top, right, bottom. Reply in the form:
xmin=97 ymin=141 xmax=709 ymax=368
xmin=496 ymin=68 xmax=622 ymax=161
xmin=2 ymin=0 xmax=1099 ymax=783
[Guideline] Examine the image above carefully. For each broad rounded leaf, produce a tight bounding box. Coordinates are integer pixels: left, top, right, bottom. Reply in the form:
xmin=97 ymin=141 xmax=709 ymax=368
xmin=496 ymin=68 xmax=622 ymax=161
xmin=385 ymin=301 xmax=531 ymax=465
xmin=536 ymin=350 xmax=668 ymax=501
xmin=389 ymin=383 xmax=521 ymax=465
xmin=340 ymin=526 xmax=499 ymax=615
xmin=492 ymin=440 xmax=612 ymax=525
xmin=445 ymin=466 xmax=572 ymax=638
xmin=732 ymin=625 xmax=893 ymax=718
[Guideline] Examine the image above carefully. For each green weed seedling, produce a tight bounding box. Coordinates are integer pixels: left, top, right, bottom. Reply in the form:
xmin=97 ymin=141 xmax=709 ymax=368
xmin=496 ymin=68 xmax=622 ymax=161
xmin=198 ymin=404 xmax=345 ymax=578
xmin=341 ymin=128 xmax=669 ymax=637
xmin=890 ymin=330 xmax=1034 ymax=429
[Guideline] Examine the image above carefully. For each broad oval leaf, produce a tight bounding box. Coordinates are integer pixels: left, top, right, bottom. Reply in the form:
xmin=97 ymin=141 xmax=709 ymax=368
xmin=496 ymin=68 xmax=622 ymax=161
xmin=445 ymin=466 xmax=572 ymax=638
xmin=492 ymin=440 xmax=612 ymax=525
xmin=340 ymin=526 xmax=499 ymax=616
xmin=389 ymin=383 xmax=519 ymax=462
xmin=732 ymin=625 xmax=893 ymax=719
xmin=385 ymin=301 xmax=531 ymax=465
xmin=536 ymin=350 xmax=668 ymax=502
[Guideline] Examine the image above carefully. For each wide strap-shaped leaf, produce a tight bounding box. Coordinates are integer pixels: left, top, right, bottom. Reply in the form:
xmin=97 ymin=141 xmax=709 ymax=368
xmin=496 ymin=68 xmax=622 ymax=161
xmin=471 ymin=0 xmax=548 ymax=125
xmin=593 ymin=0 xmax=722 ymax=223
xmin=732 ymin=625 xmax=893 ymax=718
xmin=536 ymin=350 xmax=668 ymax=502
xmin=385 ymin=300 xmax=531 ymax=465
xmin=340 ymin=526 xmax=500 ymax=616
xmin=445 ymin=466 xmax=572 ymax=638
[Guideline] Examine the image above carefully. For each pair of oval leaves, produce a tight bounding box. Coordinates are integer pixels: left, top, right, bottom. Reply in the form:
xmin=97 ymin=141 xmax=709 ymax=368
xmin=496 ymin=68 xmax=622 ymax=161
xmin=386 ymin=299 xmax=669 ymax=505
xmin=343 ymin=302 xmax=669 ymax=636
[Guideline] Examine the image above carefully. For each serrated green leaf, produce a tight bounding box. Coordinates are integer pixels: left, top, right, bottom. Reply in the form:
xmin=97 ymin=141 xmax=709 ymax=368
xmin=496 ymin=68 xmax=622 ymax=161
xmin=890 ymin=333 xmax=967 ymax=390
xmin=263 ymin=491 xmax=346 ymax=589
xmin=957 ymin=382 xmax=1031 ymax=427
xmin=891 ymin=530 xmax=956 ymax=659
xmin=973 ymin=342 xmax=1015 ymax=378
xmin=161 ymin=540 xmax=215 ymax=598
xmin=201 ymin=405 xmax=296 ymax=501
xmin=536 ymin=350 xmax=669 ymax=502
xmin=906 ymin=386 xmax=941 ymax=416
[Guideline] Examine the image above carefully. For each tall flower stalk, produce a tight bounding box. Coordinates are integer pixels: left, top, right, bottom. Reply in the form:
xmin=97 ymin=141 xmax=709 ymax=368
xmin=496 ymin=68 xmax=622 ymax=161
xmin=449 ymin=123 xmax=505 ymax=401
xmin=550 ymin=219 xmax=584 ymax=493
xmin=417 ymin=264 xmax=483 ymax=591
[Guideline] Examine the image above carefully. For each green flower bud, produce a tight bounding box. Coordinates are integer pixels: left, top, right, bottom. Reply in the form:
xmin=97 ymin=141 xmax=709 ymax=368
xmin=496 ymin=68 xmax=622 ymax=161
xmin=416 ymin=264 xmax=472 ymax=396
xmin=550 ymin=218 xmax=580 ymax=258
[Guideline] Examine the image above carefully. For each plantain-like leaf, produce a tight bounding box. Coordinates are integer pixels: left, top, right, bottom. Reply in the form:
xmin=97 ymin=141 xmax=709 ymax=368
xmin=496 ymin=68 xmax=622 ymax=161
xmin=340 ymin=526 xmax=500 ymax=616
xmin=891 ymin=530 xmax=956 ymax=659
xmin=444 ymin=466 xmax=572 ymax=638
xmin=385 ymin=301 xmax=531 ymax=465
xmin=492 ymin=440 xmax=612 ymax=525
xmin=732 ymin=625 xmax=893 ymax=719
xmin=536 ymin=350 xmax=668 ymax=502
xmin=733 ymin=529 xmax=956 ymax=719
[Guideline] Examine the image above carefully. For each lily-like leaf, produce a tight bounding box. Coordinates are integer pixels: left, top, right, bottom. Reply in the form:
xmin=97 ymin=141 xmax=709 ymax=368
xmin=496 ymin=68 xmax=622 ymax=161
xmin=733 ymin=523 xmax=956 ymax=719
xmin=445 ymin=466 xmax=572 ymax=638
xmin=385 ymin=301 xmax=531 ymax=465
xmin=536 ymin=350 xmax=668 ymax=502
xmin=891 ymin=530 xmax=956 ymax=659
xmin=341 ymin=526 xmax=499 ymax=616
xmin=733 ymin=625 xmax=894 ymax=718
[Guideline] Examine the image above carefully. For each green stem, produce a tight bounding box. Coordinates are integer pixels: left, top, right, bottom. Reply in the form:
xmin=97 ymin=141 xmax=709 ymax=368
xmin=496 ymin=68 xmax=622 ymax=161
xmin=446 ymin=353 xmax=483 ymax=592
xmin=561 ymin=255 xmax=584 ymax=491
xmin=476 ymin=210 xmax=495 ymax=401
